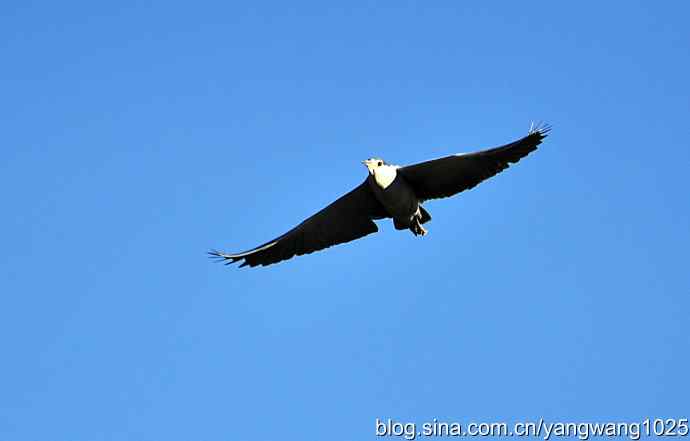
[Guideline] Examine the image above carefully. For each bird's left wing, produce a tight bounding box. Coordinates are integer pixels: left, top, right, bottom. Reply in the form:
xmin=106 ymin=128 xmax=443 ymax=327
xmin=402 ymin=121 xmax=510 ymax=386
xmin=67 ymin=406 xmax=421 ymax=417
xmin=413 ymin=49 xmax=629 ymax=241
xmin=398 ymin=124 xmax=550 ymax=202
xmin=209 ymin=179 xmax=387 ymax=268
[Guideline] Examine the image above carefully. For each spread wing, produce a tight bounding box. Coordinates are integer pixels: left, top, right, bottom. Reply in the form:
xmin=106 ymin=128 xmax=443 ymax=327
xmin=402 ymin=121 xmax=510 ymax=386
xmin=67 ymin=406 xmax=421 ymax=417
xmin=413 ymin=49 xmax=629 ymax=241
xmin=398 ymin=124 xmax=550 ymax=201
xmin=209 ymin=179 xmax=387 ymax=268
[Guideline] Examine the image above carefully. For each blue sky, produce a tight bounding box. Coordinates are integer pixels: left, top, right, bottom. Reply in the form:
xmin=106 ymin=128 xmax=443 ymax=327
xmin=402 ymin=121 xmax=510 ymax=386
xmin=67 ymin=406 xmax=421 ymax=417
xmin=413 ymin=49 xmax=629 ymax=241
xmin=2 ymin=1 xmax=689 ymax=440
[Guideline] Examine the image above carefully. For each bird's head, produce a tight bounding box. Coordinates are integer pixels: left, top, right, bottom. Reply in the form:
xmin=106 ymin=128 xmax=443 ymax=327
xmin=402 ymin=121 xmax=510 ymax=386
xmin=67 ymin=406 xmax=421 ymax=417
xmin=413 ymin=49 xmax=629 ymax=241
xmin=362 ymin=158 xmax=386 ymax=175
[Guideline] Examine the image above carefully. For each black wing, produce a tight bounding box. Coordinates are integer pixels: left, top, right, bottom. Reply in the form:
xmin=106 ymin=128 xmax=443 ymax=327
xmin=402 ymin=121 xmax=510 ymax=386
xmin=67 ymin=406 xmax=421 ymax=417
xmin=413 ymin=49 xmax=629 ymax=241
xmin=210 ymin=179 xmax=387 ymax=268
xmin=398 ymin=124 xmax=550 ymax=201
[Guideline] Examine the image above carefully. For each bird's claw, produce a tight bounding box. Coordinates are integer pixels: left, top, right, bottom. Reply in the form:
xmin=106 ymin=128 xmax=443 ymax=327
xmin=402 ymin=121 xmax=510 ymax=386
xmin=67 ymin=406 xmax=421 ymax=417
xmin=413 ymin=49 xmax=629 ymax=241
xmin=411 ymin=219 xmax=428 ymax=236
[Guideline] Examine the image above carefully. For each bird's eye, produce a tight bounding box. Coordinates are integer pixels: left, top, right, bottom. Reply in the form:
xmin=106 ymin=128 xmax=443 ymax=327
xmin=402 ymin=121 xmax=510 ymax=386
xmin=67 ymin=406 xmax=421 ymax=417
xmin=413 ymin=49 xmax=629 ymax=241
xmin=377 ymin=161 xmax=383 ymax=166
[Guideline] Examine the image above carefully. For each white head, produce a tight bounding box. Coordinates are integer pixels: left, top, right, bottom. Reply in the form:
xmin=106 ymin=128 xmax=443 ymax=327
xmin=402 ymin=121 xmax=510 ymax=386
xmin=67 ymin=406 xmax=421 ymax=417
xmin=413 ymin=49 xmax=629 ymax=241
xmin=362 ymin=158 xmax=386 ymax=175
xmin=362 ymin=157 xmax=397 ymax=189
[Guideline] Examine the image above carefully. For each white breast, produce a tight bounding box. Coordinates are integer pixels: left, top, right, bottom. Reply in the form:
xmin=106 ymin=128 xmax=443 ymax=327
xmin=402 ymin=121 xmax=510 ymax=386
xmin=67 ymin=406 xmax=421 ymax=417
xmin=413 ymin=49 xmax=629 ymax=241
xmin=373 ymin=165 xmax=398 ymax=189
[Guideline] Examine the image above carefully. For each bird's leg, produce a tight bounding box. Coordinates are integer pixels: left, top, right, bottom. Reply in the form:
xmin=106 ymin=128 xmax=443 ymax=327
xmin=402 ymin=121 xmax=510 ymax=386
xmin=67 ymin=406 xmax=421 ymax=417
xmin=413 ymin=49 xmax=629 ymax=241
xmin=410 ymin=216 xmax=428 ymax=236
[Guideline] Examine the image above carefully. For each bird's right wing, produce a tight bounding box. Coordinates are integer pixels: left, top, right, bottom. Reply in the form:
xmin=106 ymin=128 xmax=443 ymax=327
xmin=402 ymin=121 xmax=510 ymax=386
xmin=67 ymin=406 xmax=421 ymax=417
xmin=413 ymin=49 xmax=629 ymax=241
xmin=210 ymin=179 xmax=387 ymax=268
xmin=398 ymin=124 xmax=550 ymax=201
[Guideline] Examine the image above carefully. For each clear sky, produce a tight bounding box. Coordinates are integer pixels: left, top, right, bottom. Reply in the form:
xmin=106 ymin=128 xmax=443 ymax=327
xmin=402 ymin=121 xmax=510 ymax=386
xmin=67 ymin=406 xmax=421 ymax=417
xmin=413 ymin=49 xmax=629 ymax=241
xmin=1 ymin=1 xmax=689 ymax=440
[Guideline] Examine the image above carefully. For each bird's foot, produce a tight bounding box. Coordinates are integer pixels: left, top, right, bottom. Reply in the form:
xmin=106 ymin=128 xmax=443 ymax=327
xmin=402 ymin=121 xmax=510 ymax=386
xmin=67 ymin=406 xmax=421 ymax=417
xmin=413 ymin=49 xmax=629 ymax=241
xmin=411 ymin=219 xmax=428 ymax=236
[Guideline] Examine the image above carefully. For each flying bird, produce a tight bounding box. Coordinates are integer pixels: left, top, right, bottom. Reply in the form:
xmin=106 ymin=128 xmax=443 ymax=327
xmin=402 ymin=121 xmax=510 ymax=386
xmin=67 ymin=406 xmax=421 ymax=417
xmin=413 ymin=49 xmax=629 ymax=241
xmin=210 ymin=123 xmax=551 ymax=268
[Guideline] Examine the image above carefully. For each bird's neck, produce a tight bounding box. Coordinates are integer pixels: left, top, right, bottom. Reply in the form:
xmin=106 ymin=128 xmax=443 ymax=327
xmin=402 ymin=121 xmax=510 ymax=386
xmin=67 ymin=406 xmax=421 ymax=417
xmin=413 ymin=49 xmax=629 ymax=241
xmin=373 ymin=165 xmax=397 ymax=189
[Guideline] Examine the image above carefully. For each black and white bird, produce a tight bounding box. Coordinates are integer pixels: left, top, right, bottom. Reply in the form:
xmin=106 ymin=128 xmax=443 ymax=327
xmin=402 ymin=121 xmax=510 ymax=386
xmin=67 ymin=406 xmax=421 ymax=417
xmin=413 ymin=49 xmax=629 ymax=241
xmin=210 ymin=123 xmax=551 ymax=268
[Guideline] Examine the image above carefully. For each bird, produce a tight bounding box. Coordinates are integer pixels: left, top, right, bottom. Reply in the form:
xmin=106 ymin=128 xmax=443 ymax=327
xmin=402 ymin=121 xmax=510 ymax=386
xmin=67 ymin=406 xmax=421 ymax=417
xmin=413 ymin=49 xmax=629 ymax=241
xmin=210 ymin=122 xmax=551 ymax=268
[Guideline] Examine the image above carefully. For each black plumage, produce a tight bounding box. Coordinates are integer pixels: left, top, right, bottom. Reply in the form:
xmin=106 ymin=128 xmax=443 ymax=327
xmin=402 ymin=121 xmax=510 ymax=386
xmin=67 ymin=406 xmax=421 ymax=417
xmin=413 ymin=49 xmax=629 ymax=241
xmin=211 ymin=182 xmax=386 ymax=268
xmin=210 ymin=123 xmax=550 ymax=268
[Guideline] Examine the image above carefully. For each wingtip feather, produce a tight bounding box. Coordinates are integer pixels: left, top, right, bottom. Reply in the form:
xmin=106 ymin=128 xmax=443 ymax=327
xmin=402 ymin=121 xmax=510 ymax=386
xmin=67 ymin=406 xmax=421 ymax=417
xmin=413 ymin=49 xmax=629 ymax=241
xmin=208 ymin=249 xmax=246 ymax=266
xmin=528 ymin=121 xmax=552 ymax=136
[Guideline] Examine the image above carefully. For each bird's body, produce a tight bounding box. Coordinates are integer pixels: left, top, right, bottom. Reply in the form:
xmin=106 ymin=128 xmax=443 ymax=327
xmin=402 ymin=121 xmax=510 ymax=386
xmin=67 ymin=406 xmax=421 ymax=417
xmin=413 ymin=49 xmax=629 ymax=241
xmin=210 ymin=123 xmax=551 ymax=268
xmin=365 ymin=163 xmax=427 ymax=234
